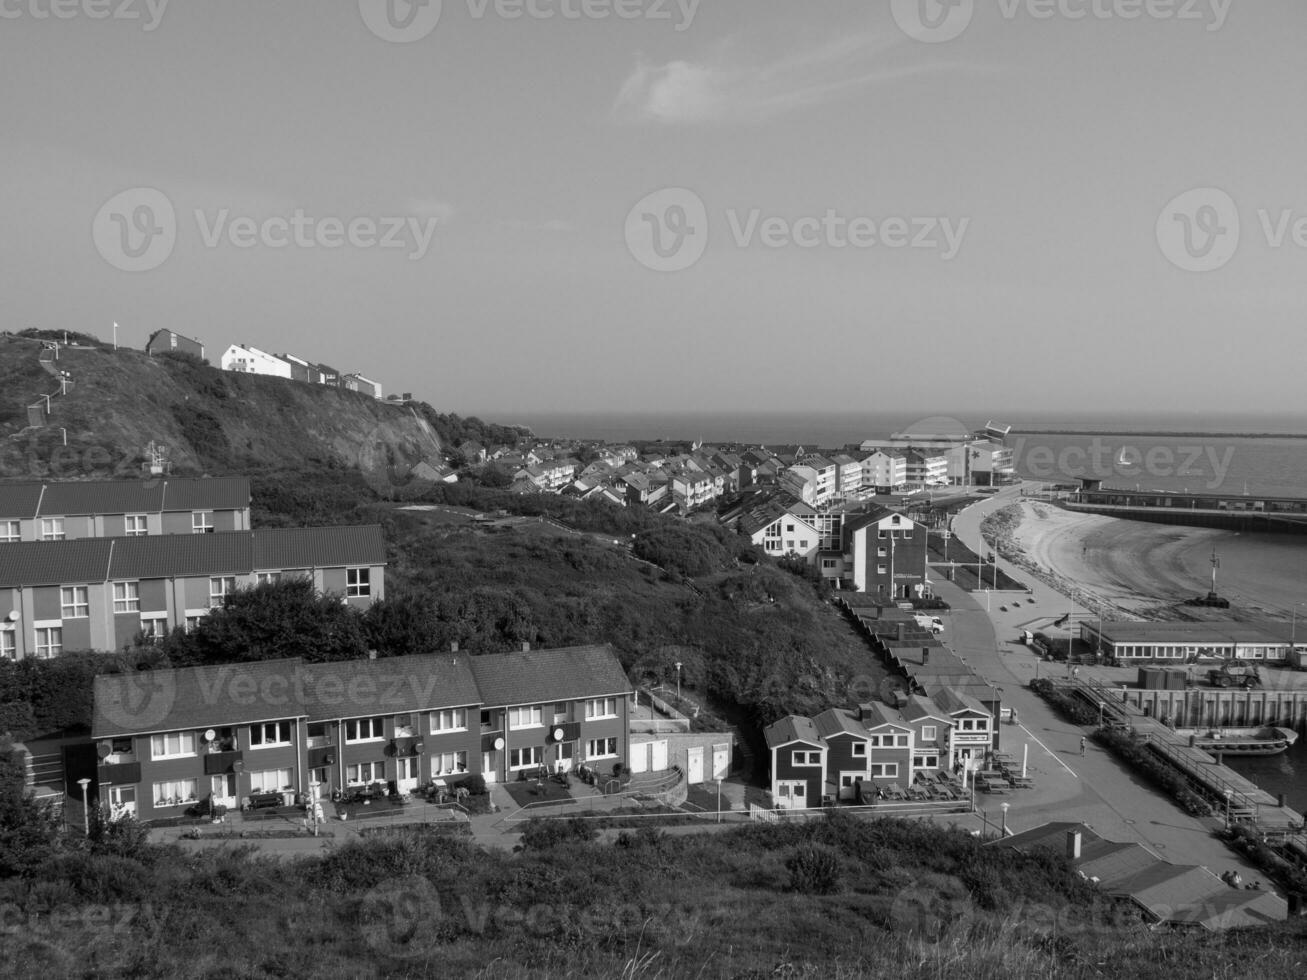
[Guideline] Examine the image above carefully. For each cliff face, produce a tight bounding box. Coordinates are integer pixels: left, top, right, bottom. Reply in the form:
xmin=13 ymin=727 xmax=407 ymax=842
xmin=0 ymin=335 xmax=441 ymax=484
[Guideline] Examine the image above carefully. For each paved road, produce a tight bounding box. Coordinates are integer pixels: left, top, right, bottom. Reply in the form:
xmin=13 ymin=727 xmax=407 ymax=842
xmin=929 ymin=487 xmax=1269 ymax=884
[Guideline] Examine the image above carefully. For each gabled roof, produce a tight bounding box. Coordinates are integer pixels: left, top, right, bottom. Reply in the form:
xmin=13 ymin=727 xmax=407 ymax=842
xmin=931 ymin=687 xmax=993 ymax=717
xmin=812 ymin=708 xmax=866 ymax=740
xmin=1166 ymin=888 xmax=1287 ymax=930
xmin=0 ymin=538 xmax=113 ymax=588
xmin=764 ymin=715 xmax=825 ymax=749
xmin=0 ymin=477 xmax=250 ymax=520
xmin=469 ymin=644 xmax=630 ymax=708
xmin=0 ymin=526 xmax=386 ymax=588
xmin=92 ymin=659 xmax=311 ymax=739
xmin=1104 ymin=864 xmax=1227 ymax=921
xmin=301 ymin=654 xmax=481 ymax=721
xmin=900 ymin=694 xmax=954 ymax=725
xmin=857 ymin=701 xmax=913 ymax=732
xmin=843 ymin=506 xmax=909 ymax=534
xmin=254 ymin=525 xmax=387 ymax=570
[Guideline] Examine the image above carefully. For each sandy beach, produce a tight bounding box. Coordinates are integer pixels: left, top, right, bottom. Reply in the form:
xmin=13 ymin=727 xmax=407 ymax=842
xmin=989 ymin=500 xmax=1307 ymax=620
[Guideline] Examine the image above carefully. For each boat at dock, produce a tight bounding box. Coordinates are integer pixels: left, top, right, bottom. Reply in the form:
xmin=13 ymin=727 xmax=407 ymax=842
xmin=1172 ymin=726 xmax=1299 ymax=756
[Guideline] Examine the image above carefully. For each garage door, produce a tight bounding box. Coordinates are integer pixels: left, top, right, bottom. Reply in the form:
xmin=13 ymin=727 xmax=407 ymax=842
xmin=650 ymin=740 xmax=669 ymax=772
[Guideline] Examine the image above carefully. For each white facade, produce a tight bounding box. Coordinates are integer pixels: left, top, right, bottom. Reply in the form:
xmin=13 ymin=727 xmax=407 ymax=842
xmin=860 ymin=451 xmax=908 ymax=491
xmin=220 ymin=344 xmax=292 ymax=378
xmin=781 ymin=465 xmax=820 ymax=506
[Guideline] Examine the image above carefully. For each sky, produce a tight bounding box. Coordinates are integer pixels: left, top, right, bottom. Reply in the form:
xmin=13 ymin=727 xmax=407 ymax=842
xmin=2 ymin=0 xmax=1305 ymax=420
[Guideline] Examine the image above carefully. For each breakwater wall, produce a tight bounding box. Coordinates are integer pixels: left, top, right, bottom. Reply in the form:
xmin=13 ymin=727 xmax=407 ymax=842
xmin=1114 ymin=687 xmax=1307 ymax=731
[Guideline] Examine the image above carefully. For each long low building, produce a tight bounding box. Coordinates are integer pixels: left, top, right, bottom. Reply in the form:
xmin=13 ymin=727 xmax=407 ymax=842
xmin=0 ymin=525 xmax=387 ymax=658
xmin=88 ymin=644 xmax=632 ymax=821
xmin=1081 ymin=620 xmax=1299 ymax=665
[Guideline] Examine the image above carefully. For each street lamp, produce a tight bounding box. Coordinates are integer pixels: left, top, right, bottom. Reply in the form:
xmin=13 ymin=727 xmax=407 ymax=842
xmin=1098 ymin=701 xmax=1106 ymax=727
xmin=77 ymin=778 xmax=91 ymax=837
xmin=1224 ymin=789 xmax=1233 ymax=830
xmin=674 ymin=661 xmax=682 ymax=702
xmin=1000 ymin=801 xmax=1010 ymax=837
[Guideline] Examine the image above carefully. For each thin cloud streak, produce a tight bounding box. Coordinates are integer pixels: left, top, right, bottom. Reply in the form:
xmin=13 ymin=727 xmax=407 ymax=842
xmin=613 ymin=33 xmax=969 ymax=125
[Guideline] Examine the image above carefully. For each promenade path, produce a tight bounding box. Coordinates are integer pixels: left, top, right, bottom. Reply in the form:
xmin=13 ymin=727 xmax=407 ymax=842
xmin=934 ymin=486 xmax=1272 ymax=883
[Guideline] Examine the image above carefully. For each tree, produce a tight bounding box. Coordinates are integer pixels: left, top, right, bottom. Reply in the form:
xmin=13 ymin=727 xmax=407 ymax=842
xmin=363 ymin=592 xmax=442 ymax=658
xmin=0 ymin=741 xmax=64 ymax=877
xmin=159 ymin=578 xmax=370 ymax=665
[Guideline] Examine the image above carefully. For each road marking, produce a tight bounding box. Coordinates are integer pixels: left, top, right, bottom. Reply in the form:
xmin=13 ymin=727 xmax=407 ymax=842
xmin=1017 ymin=723 xmax=1077 ymax=777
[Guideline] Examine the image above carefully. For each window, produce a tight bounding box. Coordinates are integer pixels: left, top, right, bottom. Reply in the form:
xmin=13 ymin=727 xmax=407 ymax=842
xmin=140 ymin=616 xmax=168 ymax=643
xmin=509 ymin=746 xmax=543 ymax=770
xmin=250 ymin=721 xmax=292 ymax=747
xmin=113 ymin=581 xmax=140 ymax=613
xmin=877 ymin=565 xmax=887 ymax=575
xmin=793 ymin=750 xmax=821 ymax=766
xmin=896 ymin=734 xmax=909 ymax=747
xmin=871 ymin=763 xmax=899 ymax=778
xmin=152 ymin=778 xmax=198 ymax=807
xmin=922 ymin=726 xmax=937 ymax=742
xmin=184 ymin=615 xmax=204 ymax=633
xmin=822 ymin=559 xmax=837 ymax=570
xmin=346 ymin=567 xmax=371 ymax=598
xmin=917 ymin=755 xmax=940 ymax=769
xmin=249 ymin=769 xmax=293 ymax=793
xmin=786 ymin=524 xmax=795 ymax=533
xmin=345 ymin=718 xmax=384 ymax=742
xmin=851 ymin=742 xmax=867 ymax=757
xmin=585 ymin=697 xmax=617 ymax=720
xmin=431 ymin=708 xmax=467 ymax=733
xmin=0 ymin=521 xmax=19 ymax=543
xmin=125 ymin=515 xmax=148 ymax=537
xmin=877 ymin=547 xmax=887 ymax=557
xmin=586 ymin=738 xmax=618 ymax=760
xmin=34 ymin=627 xmax=61 ymax=659
xmin=40 ymin=518 xmax=65 ymax=541
xmin=192 ymin=512 xmax=214 ymax=534
xmin=509 ymin=706 xmax=543 ymax=730
xmin=151 ymin=731 xmax=197 ymax=759
xmin=346 ymin=761 xmax=386 ymax=785
xmin=0 ymin=628 xmax=14 ymax=660
xmin=432 ymin=751 xmax=468 ymax=776
xmin=786 ymin=539 xmax=795 ymax=550
xmin=209 ymin=576 xmax=236 ymax=609
xmin=256 ymin=572 xmax=281 ymax=586
xmin=60 ymin=586 xmax=88 ymax=619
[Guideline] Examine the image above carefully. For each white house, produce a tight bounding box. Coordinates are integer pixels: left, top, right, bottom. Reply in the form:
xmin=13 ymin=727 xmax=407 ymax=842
xmin=860 ymin=450 xmax=908 ymax=493
xmin=220 ymin=344 xmax=292 ymax=378
xmin=780 ymin=465 xmax=820 ymax=506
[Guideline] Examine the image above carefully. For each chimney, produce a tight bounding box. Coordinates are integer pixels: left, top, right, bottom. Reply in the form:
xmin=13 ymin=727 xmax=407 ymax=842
xmin=922 ymin=648 xmax=930 ymax=665
xmin=450 ymin=641 xmax=459 ymax=653
xmin=1066 ymin=830 xmax=1082 ymax=861
xmin=522 ymin=641 xmax=531 ymax=652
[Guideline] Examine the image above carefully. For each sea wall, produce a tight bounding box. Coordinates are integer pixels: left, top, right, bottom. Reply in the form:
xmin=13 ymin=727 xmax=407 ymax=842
xmin=1117 ymin=687 xmax=1307 ymax=730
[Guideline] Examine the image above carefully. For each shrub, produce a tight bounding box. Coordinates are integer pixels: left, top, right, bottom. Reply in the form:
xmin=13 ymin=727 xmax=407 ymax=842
xmin=516 ymin=817 xmax=598 ymax=852
xmin=786 ymin=843 xmax=842 ymax=895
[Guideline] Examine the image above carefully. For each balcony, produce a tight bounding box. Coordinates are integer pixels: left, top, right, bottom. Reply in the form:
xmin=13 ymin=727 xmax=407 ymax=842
xmin=203 ymin=750 xmax=243 ymax=775
xmin=99 ymin=761 xmax=141 ymax=784
xmin=306 ymin=735 xmax=335 ymax=750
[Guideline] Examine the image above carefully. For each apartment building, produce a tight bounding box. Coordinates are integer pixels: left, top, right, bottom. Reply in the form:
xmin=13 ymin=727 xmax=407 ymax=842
xmin=0 ymin=477 xmax=251 ymax=543
xmin=841 ymin=508 xmax=930 ymax=599
xmin=0 ymin=525 xmax=386 ymax=659
xmin=860 ymin=450 xmax=908 ymax=493
xmin=89 ymin=643 xmax=631 ymax=821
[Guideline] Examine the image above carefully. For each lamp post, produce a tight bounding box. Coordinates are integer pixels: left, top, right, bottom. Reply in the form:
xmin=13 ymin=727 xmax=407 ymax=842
xmin=1000 ymin=801 xmax=1010 ymax=837
xmin=1224 ymin=789 xmax=1233 ymax=830
xmin=1098 ymin=701 xmax=1106 ymax=728
xmin=674 ymin=662 xmax=682 ymax=702
xmin=77 ymin=778 xmax=91 ymax=837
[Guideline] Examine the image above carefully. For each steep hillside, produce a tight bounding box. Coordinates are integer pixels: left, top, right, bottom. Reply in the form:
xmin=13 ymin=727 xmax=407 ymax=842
xmin=0 ymin=334 xmax=444 ymax=484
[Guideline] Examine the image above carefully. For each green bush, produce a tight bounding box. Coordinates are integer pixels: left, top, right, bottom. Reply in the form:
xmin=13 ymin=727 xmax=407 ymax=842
xmin=786 ymin=843 xmax=842 ymax=895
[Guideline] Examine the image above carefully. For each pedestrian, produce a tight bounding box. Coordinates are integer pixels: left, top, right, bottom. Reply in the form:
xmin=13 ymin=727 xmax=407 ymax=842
xmin=1079 ymin=737 xmax=1086 ymax=757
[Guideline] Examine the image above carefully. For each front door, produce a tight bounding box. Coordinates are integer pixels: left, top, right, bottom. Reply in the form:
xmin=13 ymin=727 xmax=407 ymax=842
xmin=777 ymin=780 xmax=807 ymax=809
xmin=554 ymin=742 xmax=574 ymax=773
xmin=629 ymin=743 xmax=649 ymax=774
xmin=650 ymin=740 xmax=669 ymax=772
xmin=712 ymin=743 xmax=730 ymax=781
xmin=396 ymin=757 xmax=420 ymax=794
xmin=839 ymin=773 xmax=863 ymax=801
xmin=210 ymin=774 xmax=237 ymax=809
xmin=687 ymin=746 xmax=704 ymax=784
xmin=108 ymin=785 xmax=136 ymax=821
xmin=481 ymin=752 xmax=497 ymax=784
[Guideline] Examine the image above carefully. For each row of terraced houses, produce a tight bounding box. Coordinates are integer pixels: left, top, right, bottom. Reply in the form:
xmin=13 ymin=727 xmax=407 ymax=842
xmin=90 ymin=644 xmax=632 ymax=822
